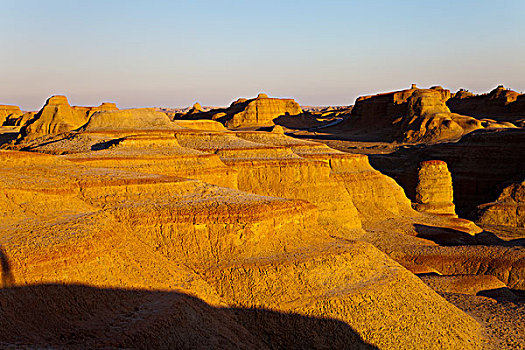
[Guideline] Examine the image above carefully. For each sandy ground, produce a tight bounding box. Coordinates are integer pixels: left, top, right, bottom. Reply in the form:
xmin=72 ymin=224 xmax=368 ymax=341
xmin=438 ymin=292 xmax=525 ymax=350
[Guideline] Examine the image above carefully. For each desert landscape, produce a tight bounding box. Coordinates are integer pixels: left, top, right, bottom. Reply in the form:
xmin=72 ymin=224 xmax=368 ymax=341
xmin=2 ymin=1 xmax=524 ymax=349
xmin=0 ymin=84 xmax=524 ymax=349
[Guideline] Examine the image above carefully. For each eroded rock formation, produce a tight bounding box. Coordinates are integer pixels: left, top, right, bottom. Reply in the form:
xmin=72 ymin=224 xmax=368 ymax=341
xmin=187 ymin=102 xmax=204 ymax=115
xmin=2 ymin=94 xmax=524 ymax=349
xmin=81 ymin=108 xmax=177 ymax=132
xmin=0 ymin=146 xmax=484 ymax=349
xmin=476 ymin=179 xmax=525 ymax=228
xmin=335 ymin=85 xmax=513 ymax=143
xmin=18 ymin=96 xmax=119 ymax=141
xmin=1 ymin=103 xmax=499 ymax=348
xmin=448 ymin=85 xmax=525 ymax=124
xmin=413 ymin=160 xmax=456 ymax=215
xmin=0 ymin=105 xmax=23 ymax=125
xmin=182 ymin=93 xmax=303 ymax=128
xmin=20 ymin=96 xmax=88 ymax=139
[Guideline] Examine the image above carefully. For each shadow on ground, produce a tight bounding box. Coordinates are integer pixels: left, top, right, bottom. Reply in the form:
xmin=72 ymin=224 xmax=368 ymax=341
xmin=414 ymin=224 xmax=525 ymax=247
xmin=0 ymin=283 xmax=378 ymax=349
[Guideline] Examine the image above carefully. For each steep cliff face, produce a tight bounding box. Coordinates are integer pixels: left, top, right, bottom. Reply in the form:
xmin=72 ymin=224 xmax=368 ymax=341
xmin=228 ymin=131 xmax=416 ymax=223
xmin=370 ymin=127 xmax=525 ymax=222
xmin=427 ymin=129 xmax=525 ymax=216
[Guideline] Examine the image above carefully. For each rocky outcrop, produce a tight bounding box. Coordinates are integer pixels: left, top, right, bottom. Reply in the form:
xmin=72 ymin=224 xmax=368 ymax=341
xmin=3 ymin=111 xmax=35 ymax=127
xmin=0 ymin=105 xmax=23 ymax=125
xmin=19 ymin=96 xmax=88 ymax=139
xmin=81 ymin=108 xmax=181 ymax=132
xmin=476 ymin=179 xmax=525 ymax=228
xmin=448 ymin=85 xmax=525 ymax=122
xmin=191 ymin=93 xmax=303 ymax=128
xmin=370 ymin=128 xmax=525 ymax=221
xmin=335 ymin=86 xmax=496 ymax=144
xmin=6 ymin=94 xmax=525 ymax=349
xmin=413 ymin=160 xmax=456 ymax=215
xmin=186 ymin=102 xmax=204 ymax=115
xmin=18 ymin=96 xmax=120 ymax=141
xmin=399 ymin=89 xmax=482 ymax=143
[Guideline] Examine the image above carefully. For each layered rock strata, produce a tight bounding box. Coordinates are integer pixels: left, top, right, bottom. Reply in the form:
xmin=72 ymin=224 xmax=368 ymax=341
xmin=413 ymin=160 xmax=456 ymax=215
xmin=476 ymin=180 xmax=525 ymax=228
xmin=335 ymin=86 xmax=511 ymax=144
xmin=0 ymin=150 xmax=484 ymax=349
xmin=182 ymin=93 xmax=302 ymax=128
xmin=18 ymin=96 xmax=119 ymax=141
xmin=5 ymin=105 xmax=524 ymax=348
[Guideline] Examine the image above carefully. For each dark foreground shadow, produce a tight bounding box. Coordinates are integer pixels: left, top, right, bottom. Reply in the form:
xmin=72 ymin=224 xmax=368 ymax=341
xmin=0 ymin=283 xmax=378 ymax=349
xmin=0 ymin=246 xmax=14 ymax=287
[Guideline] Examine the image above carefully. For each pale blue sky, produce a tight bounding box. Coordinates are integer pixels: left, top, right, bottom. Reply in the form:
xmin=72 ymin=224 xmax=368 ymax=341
xmin=1 ymin=0 xmax=524 ymax=110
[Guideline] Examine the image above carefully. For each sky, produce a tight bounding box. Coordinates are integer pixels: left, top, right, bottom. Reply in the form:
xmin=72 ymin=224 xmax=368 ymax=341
xmin=1 ymin=0 xmax=524 ymax=110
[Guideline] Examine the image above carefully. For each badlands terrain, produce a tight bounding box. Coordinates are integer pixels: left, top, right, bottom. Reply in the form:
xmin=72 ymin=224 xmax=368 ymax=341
xmin=0 ymin=85 xmax=524 ymax=349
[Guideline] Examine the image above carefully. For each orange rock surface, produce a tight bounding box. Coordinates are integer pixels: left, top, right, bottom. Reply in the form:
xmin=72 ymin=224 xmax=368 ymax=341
xmin=413 ymin=160 xmax=456 ymax=215
xmin=335 ymin=85 xmax=516 ymax=143
xmin=0 ymin=105 xmax=23 ymax=126
xmin=18 ymin=96 xmax=120 ymax=141
xmin=182 ymin=93 xmax=303 ymax=128
xmin=0 ymin=104 xmax=492 ymax=349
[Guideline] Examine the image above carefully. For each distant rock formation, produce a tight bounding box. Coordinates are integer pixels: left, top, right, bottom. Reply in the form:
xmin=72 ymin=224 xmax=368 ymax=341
xmin=81 ymin=108 xmax=181 ymax=132
xmin=20 ymin=96 xmax=88 ymax=139
xmin=224 ymin=94 xmax=302 ymax=128
xmin=340 ymin=85 xmax=486 ymax=143
xmin=187 ymin=102 xmax=204 ymax=115
xmin=0 ymin=105 xmax=23 ymax=126
xmin=476 ymin=179 xmax=525 ymax=228
xmin=413 ymin=160 xmax=456 ymax=215
xmin=181 ymin=94 xmax=303 ymax=128
xmin=448 ymin=85 xmax=525 ymax=123
xmin=18 ymin=96 xmax=119 ymax=141
xmin=399 ymin=89 xmax=482 ymax=143
xmin=448 ymin=85 xmax=525 ymax=128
